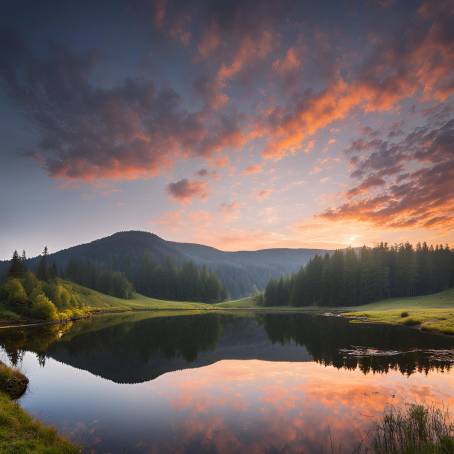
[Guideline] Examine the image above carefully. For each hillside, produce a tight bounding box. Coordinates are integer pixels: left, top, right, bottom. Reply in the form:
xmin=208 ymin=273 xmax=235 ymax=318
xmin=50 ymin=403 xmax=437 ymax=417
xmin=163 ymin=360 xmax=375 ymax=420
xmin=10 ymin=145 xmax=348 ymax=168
xmin=63 ymin=281 xmax=213 ymax=312
xmin=0 ymin=231 xmax=327 ymax=298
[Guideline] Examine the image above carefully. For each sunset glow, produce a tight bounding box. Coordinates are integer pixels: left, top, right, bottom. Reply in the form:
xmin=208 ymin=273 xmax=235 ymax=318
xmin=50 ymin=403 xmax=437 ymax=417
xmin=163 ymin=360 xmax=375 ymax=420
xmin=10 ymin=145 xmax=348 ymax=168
xmin=1 ymin=1 xmax=453 ymax=257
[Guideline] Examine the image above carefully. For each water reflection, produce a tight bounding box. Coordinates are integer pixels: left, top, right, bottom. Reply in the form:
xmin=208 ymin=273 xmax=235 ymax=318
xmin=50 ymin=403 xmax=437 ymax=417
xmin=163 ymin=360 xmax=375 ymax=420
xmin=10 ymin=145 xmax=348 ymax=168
xmin=1 ymin=312 xmax=454 ymax=453
xmin=1 ymin=312 xmax=453 ymax=383
xmin=260 ymin=313 xmax=454 ymax=375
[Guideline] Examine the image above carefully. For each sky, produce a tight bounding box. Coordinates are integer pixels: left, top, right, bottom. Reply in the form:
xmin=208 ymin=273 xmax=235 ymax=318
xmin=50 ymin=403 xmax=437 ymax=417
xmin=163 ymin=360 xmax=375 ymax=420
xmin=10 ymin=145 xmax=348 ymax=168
xmin=0 ymin=0 xmax=453 ymax=259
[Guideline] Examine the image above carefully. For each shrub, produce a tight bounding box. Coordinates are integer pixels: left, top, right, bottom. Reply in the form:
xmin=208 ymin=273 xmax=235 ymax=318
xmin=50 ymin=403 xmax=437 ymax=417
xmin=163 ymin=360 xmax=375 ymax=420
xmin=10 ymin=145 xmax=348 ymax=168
xmin=0 ymin=362 xmax=28 ymax=399
xmin=31 ymin=294 xmax=58 ymax=321
xmin=402 ymin=317 xmax=420 ymax=326
xmin=46 ymin=283 xmax=72 ymax=309
xmin=3 ymin=279 xmax=28 ymax=312
xmin=400 ymin=311 xmax=409 ymax=318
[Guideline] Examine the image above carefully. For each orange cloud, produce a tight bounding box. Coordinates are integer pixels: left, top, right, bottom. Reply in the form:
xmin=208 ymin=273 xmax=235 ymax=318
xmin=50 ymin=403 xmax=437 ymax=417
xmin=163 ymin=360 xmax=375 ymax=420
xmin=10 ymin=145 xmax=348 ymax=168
xmin=198 ymin=22 xmax=220 ymax=58
xmin=272 ymin=47 xmax=301 ymax=74
xmin=243 ymin=164 xmax=263 ymax=175
xmin=257 ymin=188 xmax=272 ymax=200
xmin=321 ymin=119 xmax=454 ymax=231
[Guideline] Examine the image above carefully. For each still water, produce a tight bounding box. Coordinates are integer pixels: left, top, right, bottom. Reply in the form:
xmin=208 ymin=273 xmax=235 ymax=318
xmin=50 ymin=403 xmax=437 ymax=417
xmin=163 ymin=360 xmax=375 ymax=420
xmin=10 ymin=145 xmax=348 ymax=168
xmin=1 ymin=312 xmax=454 ymax=453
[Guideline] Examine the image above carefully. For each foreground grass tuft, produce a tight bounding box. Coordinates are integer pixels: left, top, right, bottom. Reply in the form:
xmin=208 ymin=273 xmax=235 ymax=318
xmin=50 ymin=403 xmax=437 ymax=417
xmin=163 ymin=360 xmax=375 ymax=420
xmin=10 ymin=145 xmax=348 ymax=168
xmin=0 ymin=392 xmax=79 ymax=453
xmin=372 ymin=404 xmax=454 ymax=454
xmin=0 ymin=363 xmax=79 ymax=453
xmin=0 ymin=363 xmax=28 ymax=400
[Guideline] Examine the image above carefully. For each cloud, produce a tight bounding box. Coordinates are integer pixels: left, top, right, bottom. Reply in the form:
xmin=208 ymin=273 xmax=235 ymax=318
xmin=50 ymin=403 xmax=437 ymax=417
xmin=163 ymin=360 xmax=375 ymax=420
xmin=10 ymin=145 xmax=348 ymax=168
xmin=153 ymin=0 xmax=167 ymax=28
xmin=198 ymin=29 xmax=275 ymax=109
xmin=243 ymin=164 xmax=263 ymax=175
xmin=321 ymin=119 xmax=454 ymax=230
xmin=257 ymin=188 xmax=273 ymax=200
xmin=0 ymin=30 xmax=249 ymax=180
xmin=272 ymin=47 xmax=301 ymax=74
xmin=220 ymin=201 xmax=240 ymax=221
xmin=197 ymin=22 xmax=220 ymax=58
xmin=256 ymin=1 xmax=454 ymax=160
xmin=196 ymin=168 xmax=219 ymax=179
xmin=152 ymin=209 xmax=184 ymax=232
xmin=168 ymin=13 xmax=192 ymax=46
xmin=167 ymin=178 xmax=208 ymax=203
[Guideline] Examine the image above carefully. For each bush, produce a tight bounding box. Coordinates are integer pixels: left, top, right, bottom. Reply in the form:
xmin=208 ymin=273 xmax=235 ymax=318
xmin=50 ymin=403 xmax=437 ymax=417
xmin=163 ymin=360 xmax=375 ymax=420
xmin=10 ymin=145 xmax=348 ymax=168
xmin=402 ymin=317 xmax=420 ymax=326
xmin=3 ymin=279 xmax=29 ymax=313
xmin=31 ymin=294 xmax=58 ymax=321
xmin=400 ymin=311 xmax=409 ymax=318
xmin=0 ymin=362 xmax=28 ymax=399
xmin=45 ymin=283 xmax=72 ymax=309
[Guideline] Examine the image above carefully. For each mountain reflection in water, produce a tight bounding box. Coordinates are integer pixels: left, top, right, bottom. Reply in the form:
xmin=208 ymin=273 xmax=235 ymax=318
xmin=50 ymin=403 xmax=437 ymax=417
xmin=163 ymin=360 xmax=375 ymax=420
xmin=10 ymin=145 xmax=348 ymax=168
xmin=1 ymin=312 xmax=454 ymax=383
xmin=2 ymin=312 xmax=454 ymax=453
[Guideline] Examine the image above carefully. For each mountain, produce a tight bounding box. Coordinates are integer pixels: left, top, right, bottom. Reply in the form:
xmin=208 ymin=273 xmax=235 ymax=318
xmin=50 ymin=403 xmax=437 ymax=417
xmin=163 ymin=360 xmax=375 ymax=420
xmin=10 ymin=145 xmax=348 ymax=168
xmin=0 ymin=231 xmax=328 ymax=298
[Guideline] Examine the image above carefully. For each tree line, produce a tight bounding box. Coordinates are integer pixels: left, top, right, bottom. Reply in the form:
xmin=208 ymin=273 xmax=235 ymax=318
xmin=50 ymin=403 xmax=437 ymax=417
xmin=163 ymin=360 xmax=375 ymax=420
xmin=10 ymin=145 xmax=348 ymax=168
xmin=264 ymin=243 xmax=454 ymax=307
xmin=130 ymin=254 xmax=226 ymax=303
xmin=0 ymin=248 xmax=84 ymax=321
xmin=64 ymin=259 xmax=134 ymax=299
xmin=4 ymin=247 xmax=227 ymax=303
xmin=63 ymin=254 xmax=226 ymax=303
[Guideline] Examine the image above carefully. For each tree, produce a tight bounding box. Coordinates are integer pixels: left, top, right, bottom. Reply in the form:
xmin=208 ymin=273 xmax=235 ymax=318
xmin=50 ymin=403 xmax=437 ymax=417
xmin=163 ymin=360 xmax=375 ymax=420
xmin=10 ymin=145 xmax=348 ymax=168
xmin=31 ymin=293 xmax=58 ymax=321
xmin=8 ymin=250 xmax=26 ymax=278
xmin=4 ymin=278 xmax=28 ymax=312
xmin=37 ymin=246 xmax=49 ymax=281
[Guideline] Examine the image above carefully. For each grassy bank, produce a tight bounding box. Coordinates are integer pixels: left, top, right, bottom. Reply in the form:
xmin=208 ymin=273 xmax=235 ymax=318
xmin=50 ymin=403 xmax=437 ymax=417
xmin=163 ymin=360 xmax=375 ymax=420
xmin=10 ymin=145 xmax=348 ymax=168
xmin=217 ymin=289 xmax=454 ymax=335
xmin=343 ymin=289 xmax=454 ymax=335
xmin=3 ymin=280 xmax=454 ymax=335
xmin=65 ymin=281 xmax=214 ymax=312
xmin=0 ymin=281 xmax=216 ymax=327
xmin=0 ymin=363 xmax=79 ymax=453
xmin=0 ymin=393 xmax=79 ymax=453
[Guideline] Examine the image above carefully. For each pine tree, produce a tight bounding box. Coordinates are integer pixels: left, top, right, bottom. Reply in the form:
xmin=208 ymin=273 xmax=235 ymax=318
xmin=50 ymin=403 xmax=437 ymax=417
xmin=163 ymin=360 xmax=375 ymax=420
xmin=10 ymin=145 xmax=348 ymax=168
xmin=37 ymin=246 xmax=49 ymax=281
xmin=8 ymin=250 xmax=25 ymax=278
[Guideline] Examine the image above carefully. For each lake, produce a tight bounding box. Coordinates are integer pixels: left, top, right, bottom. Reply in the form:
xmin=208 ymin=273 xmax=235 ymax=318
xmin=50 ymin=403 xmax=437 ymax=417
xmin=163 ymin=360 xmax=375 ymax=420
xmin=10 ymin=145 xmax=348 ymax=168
xmin=1 ymin=312 xmax=454 ymax=453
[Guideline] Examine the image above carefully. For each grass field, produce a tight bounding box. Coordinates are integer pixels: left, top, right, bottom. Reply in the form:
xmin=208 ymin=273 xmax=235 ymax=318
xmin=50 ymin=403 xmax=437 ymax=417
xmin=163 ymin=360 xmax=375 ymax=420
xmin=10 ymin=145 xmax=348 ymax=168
xmin=65 ymin=281 xmax=215 ymax=312
xmin=215 ymin=296 xmax=258 ymax=308
xmin=342 ymin=289 xmax=454 ymax=334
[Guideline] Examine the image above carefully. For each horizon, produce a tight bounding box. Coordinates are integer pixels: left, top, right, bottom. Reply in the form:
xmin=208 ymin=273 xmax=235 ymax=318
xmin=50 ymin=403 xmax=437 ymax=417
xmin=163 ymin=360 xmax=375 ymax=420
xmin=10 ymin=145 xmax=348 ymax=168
xmin=2 ymin=229 xmax=453 ymax=262
xmin=1 ymin=0 xmax=453 ymax=259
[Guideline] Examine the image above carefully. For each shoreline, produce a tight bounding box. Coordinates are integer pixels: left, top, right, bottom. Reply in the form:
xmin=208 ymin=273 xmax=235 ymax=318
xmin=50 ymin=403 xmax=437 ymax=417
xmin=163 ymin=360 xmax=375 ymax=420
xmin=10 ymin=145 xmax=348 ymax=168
xmin=1 ymin=304 xmax=454 ymax=338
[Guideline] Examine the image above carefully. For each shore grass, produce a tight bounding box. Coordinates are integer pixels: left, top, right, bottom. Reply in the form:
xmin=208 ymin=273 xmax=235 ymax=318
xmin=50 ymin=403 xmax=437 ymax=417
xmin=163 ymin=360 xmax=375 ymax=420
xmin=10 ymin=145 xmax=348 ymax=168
xmin=343 ymin=289 xmax=454 ymax=335
xmin=0 ymin=392 xmax=79 ymax=453
xmin=0 ymin=363 xmax=79 ymax=453
xmin=215 ymin=296 xmax=258 ymax=308
xmin=371 ymin=404 xmax=454 ymax=453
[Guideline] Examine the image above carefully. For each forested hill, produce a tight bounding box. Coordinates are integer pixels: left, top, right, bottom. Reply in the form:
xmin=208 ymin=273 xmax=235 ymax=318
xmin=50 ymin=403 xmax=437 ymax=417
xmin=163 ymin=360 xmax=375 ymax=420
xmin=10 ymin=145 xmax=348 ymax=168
xmin=0 ymin=231 xmax=327 ymax=298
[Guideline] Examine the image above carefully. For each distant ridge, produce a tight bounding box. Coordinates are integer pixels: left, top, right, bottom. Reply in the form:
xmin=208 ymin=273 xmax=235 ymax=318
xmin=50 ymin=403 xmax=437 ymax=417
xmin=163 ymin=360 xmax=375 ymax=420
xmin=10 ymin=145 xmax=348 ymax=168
xmin=0 ymin=231 xmax=329 ymax=298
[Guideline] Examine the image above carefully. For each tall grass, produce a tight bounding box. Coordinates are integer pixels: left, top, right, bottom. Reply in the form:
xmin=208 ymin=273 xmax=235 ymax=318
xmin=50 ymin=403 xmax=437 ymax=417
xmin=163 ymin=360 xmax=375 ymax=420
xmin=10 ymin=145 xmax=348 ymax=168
xmin=372 ymin=404 xmax=454 ymax=453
